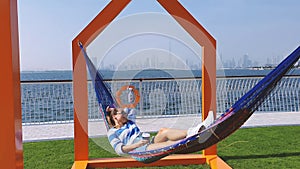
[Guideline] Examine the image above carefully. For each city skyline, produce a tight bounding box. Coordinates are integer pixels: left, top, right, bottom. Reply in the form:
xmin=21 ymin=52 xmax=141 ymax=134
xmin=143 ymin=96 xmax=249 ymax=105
xmin=95 ymin=52 xmax=288 ymax=71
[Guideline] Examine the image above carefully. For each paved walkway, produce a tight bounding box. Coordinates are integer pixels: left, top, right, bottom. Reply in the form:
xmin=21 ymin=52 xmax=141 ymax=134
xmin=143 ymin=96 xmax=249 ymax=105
xmin=22 ymin=112 xmax=300 ymax=142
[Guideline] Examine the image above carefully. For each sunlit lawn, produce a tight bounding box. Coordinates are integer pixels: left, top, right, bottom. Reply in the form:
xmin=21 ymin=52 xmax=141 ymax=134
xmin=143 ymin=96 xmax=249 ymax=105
xmin=24 ymin=126 xmax=300 ymax=169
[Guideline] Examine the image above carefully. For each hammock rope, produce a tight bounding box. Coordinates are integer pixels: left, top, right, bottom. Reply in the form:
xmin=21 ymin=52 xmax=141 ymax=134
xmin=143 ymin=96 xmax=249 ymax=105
xmin=79 ymin=42 xmax=300 ymax=164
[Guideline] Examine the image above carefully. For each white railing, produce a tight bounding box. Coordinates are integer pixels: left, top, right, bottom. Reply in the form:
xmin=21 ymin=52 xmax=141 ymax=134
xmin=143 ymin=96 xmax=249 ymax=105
xmin=22 ymin=81 xmax=73 ymax=125
xmin=21 ymin=76 xmax=300 ymax=125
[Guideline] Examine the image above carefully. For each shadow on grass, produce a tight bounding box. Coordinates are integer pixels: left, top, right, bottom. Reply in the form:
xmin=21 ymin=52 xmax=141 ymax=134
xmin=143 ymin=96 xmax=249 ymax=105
xmin=222 ymin=152 xmax=300 ymax=160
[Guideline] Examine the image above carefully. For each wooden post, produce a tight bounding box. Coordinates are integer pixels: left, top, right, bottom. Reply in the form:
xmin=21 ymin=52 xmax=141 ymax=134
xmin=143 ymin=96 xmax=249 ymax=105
xmin=0 ymin=0 xmax=23 ymax=168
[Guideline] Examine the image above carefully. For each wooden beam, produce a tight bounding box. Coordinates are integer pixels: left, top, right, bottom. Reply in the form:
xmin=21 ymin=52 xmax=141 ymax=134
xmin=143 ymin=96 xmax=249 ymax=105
xmin=87 ymin=154 xmax=206 ymax=168
xmin=0 ymin=0 xmax=23 ymax=168
xmin=206 ymin=155 xmax=232 ymax=169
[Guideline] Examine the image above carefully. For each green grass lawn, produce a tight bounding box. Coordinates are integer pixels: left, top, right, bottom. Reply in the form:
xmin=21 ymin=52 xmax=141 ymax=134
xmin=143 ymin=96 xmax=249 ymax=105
xmin=24 ymin=126 xmax=300 ymax=169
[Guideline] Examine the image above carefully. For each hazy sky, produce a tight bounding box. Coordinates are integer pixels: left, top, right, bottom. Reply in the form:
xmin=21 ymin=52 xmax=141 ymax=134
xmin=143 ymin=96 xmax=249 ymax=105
xmin=18 ymin=0 xmax=300 ymax=71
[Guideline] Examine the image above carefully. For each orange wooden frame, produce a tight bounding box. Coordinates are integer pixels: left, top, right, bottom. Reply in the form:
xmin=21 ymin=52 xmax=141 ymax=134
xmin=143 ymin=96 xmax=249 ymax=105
xmin=1 ymin=0 xmax=23 ymax=168
xmin=72 ymin=0 xmax=231 ymax=168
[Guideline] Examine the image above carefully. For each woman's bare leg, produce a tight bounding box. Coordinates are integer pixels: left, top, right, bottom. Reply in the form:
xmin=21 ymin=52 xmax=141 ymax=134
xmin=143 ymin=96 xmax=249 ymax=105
xmin=153 ymin=128 xmax=187 ymax=143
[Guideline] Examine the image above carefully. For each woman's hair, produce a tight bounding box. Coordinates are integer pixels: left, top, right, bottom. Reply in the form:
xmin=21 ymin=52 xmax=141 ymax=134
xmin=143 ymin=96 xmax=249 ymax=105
xmin=106 ymin=108 xmax=117 ymax=127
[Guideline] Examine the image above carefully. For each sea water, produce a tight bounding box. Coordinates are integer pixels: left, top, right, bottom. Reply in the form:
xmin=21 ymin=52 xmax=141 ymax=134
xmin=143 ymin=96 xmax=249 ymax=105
xmin=20 ymin=69 xmax=300 ymax=124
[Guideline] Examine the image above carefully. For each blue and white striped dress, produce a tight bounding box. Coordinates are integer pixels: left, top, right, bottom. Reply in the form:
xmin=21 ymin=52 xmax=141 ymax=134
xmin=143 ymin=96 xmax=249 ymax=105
xmin=107 ymin=108 xmax=141 ymax=155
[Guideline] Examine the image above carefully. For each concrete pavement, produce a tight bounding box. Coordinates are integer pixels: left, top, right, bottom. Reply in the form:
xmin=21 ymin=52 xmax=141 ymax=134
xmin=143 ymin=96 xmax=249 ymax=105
xmin=22 ymin=111 xmax=300 ymax=142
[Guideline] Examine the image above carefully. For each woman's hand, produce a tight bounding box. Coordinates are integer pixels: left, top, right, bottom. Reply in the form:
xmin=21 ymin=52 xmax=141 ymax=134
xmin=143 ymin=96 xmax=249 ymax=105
xmin=121 ymin=139 xmax=149 ymax=153
xmin=106 ymin=106 xmax=115 ymax=112
xmin=137 ymin=139 xmax=149 ymax=147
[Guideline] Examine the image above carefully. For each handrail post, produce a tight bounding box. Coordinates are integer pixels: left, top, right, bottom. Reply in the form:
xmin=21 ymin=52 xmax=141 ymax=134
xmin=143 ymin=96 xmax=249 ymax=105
xmin=139 ymin=79 xmax=143 ymax=115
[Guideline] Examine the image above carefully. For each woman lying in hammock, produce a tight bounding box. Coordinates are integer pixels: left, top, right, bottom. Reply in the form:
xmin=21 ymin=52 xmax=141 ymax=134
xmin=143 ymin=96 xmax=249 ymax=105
xmin=105 ymin=106 xmax=214 ymax=155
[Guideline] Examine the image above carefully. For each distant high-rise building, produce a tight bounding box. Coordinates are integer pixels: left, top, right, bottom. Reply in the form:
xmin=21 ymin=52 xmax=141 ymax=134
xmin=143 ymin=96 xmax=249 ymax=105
xmin=242 ymin=54 xmax=252 ymax=68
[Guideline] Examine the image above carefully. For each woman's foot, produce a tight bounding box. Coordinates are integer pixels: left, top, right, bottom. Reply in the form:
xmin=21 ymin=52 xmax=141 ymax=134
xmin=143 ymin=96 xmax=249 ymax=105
xmin=202 ymin=111 xmax=214 ymax=128
xmin=186 ymin=111 xmax=214 ymax=137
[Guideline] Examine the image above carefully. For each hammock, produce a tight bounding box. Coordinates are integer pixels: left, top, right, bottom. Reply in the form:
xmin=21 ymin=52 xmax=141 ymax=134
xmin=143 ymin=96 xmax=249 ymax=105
xmin=79 ymin=43 xmax=300 ymax=164
xmin=79 ymin=42 xmax=119 ymax=130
